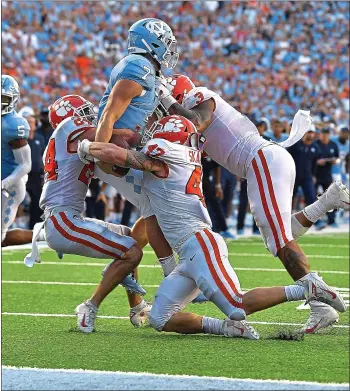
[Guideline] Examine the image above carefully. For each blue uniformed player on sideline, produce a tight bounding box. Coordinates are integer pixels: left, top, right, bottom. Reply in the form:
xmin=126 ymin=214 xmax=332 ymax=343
xmin=1 ymin=75 xmax=32 ymax=246
xmin=96 ymin=18 xmax=179 ymax=144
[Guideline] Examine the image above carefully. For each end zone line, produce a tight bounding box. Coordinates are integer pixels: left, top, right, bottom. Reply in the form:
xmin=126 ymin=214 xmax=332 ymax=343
xmin=2 ymin=312 xmax=349 ymax=328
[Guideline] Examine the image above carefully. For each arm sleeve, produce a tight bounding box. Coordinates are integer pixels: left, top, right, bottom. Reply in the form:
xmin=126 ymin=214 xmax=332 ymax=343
xmin=118 ymin=60 xmax=153 ymax=91
xmin=1 ymin=144 xmax=32 ymax=190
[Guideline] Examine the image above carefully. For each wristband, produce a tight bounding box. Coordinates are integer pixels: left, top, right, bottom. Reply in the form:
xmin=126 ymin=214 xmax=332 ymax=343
xmin=215 ymin=183 xmax=222 ymax=189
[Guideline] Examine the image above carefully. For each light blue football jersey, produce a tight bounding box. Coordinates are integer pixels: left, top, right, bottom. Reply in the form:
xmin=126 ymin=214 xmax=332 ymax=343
xmin=98 ymin=54 xmax=158 ymax=134
xmin=1 ymin=111 xmax=30 ymax=179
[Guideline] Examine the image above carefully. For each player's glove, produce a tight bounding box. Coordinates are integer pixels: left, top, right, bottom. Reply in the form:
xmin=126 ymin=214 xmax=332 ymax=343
xmin=77 ymin=139 xmax=94 ymax=164
xmin=156 ymin=76 xmax=177 ymax=111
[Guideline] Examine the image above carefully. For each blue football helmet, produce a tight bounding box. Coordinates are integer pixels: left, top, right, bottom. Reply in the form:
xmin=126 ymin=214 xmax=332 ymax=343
xmin=128 ymin=18 xmax=179 ymax=69
xmin=2 ymin=75 xmax=20 ymax=115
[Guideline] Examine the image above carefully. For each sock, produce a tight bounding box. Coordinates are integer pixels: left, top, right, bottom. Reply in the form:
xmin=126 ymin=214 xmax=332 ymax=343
xmin=159 ymin=254 xmax=177 ymax=277
xmin=130 ymin=299 xmax=146 ymax=312
xmin=291 ymin=214 xmax=310 ymax=241
xmin=37 ymin=229 xmax=46 ymax=242
xmin=86 ymin=299 xmax=98 ymax=310
xmin=284 ymin=285 xmax=306 ymax=301
xmin=303 ymin=199 xmax=329 ymax=223
xmin=202 ymin=316 xmax=225 ymax=335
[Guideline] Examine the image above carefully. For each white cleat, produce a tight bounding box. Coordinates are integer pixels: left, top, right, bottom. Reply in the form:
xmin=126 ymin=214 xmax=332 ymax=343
xmin=302 ymin=301 xmax=339 ymax=334
xmin=75 ymin=301 xmax=98 ymax=333
xmin=297 ymin=272 xmax=347 ymax=313
xmin=129 ymin=301 xmax=152 ymax=328
xmin=223 ymin=319 xmax=259 ymax=340
xmin=317 ymin=180 xmax=350 ymax=212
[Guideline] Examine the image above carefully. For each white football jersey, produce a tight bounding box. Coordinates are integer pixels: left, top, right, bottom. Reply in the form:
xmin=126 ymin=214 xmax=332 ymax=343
xmin=40 ymin=117 xmax=95 ymax=214
xmin=141 ymin=138 xmax=212 ymax=251
xmin=183 ymin=87 xmax=270 ymax=178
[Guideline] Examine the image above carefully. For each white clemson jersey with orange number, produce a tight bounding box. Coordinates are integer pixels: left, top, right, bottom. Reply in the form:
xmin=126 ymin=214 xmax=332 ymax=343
xmin=141 ymin=138 xmax=212 ymax=250
xmin=40 ymin=117 xmax=95 ymax=214
xmin=182 ymin=87 xmax=271 ymax=178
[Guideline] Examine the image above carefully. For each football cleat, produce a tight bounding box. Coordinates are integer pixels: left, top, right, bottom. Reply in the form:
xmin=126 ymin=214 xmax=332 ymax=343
xmin=297 ymin=272 xmax=347 ymax=313
xmin=129 ymin=301 xmax=152 ymax=327
xmin=101 ymin=263 xmax=146 ymax=296
xmin=317 ymin=180 xmax=350 ymax=212
xmin=223 ymin=319 xmax=259 ymax=340
xmin=75 ymin=301 xmax=98 ymax=333
xmin=302 ymin=301 xmax=339 ymax=334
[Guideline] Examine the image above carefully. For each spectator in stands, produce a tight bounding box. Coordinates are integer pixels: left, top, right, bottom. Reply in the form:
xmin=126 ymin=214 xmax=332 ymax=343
xmin=36 ymin=108 xmax=54 ymax=146
xmin=287 ymin=126 xmax=322 ymax=224
xmin=220 ymin=168 xmax=236 ymax=220
xmin=264 ymin=118 xmax=288 ymax=142
xmin=315 ymin=128 xmax=340 ymax=227
xmin=332 ymin=126 xmax=349 ymax=183
xmin=23 ymin=109 xmax=46 ymax=229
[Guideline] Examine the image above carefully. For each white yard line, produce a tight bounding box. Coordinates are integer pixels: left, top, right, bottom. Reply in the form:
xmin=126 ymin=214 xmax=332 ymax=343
xmin=3 ymin=261 xmax=348 ymax=275
xmin=2 ymin=312 xmax=349 ymax=329
xmin=3 ymin=281 xmax=350 ymax=293
xmin=2 ymin=366 xmax=349 ymax=391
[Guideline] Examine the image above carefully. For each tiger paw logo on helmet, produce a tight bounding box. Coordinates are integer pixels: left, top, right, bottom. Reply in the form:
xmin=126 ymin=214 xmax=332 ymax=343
xmin=163 ymin=116 xmax=185 ymax=132
xmin=54 ymin=100 xmax=73 ymax=117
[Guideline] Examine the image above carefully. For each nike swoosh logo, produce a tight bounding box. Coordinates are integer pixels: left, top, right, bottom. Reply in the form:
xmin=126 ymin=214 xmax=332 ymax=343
xmin=234 ymin=326 xmax=245 ymax=336
xmin=320 ymin=288 xmax=337 ymax=300
xmin=190 ymin=254 xmax=196 ymax=262
xmin=305 ymin=320 xmax=322 ymax=334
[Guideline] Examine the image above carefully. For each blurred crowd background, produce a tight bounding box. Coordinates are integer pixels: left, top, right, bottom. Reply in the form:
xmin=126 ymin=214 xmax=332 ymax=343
xmin=2 ymin=1 xmax=349 ymax=236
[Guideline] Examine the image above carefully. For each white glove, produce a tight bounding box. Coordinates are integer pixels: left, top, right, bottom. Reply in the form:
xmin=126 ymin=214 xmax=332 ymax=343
xmin=77 ymin=139 xmax=94 ymax=164
xmin=156 ymin=77 xmax=177 ymax=110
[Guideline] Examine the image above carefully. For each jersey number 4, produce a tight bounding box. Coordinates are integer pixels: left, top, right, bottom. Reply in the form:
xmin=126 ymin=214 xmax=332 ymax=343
xmin=44 ymin=138 xmax=94 ymax=184
xmin=186 ymin=167 xmax=206 ymax=206
xmin=44 ymin=139 xmax=58 ymax=181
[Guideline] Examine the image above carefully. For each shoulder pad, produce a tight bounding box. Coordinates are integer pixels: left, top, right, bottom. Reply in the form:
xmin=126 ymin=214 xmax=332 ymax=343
xmin=182 ymin=87 xmax=217 ymax=110
xmin=2 ymin=112 xmax=30 ymax=141
xmin=118 ymin=56 xmax=155 ymax=91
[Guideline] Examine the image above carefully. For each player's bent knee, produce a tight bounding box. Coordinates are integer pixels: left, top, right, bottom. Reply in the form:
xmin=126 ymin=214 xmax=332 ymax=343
xmin=124 ymin=245 xmax=143 ymax=267
xmin=149 ymin=307 xmax=166 ymax=332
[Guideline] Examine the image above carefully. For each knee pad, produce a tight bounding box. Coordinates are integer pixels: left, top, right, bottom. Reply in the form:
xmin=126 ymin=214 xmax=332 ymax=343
xmin=149 ymin=296 xmax=179 ymax=332
xmin=197 ymin=276 xmax=218 ymax=301
xmin=291 ymin=214 xmax=309 ymax=241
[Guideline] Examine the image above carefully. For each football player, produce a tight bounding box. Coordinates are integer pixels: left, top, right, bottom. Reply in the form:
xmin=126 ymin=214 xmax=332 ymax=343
xmin=93 ymin=17 xmax=180 ymax=290
xmin=155 ymin=74 xmax=349 ymax=333
xmin=77 ymin=115 xmax=346 ymax=339
xmin=1 ymin=75 xmax=39 ymax=247
xmin=26 ymin=94 xmax=175 ymax=332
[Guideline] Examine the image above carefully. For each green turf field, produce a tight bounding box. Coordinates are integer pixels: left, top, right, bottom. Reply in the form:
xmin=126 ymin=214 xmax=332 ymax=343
xmin=2 ymin=233 xmax=349 ymax=384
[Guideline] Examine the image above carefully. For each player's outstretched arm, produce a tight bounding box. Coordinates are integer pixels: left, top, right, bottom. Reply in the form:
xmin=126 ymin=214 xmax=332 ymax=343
xmin=78 ymin=140 xmax=166 ymax=175
xmin=95 ymin=80 xmax=143 ymax=143
xmin=161 ymin=95 xmax=214 ymax=133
